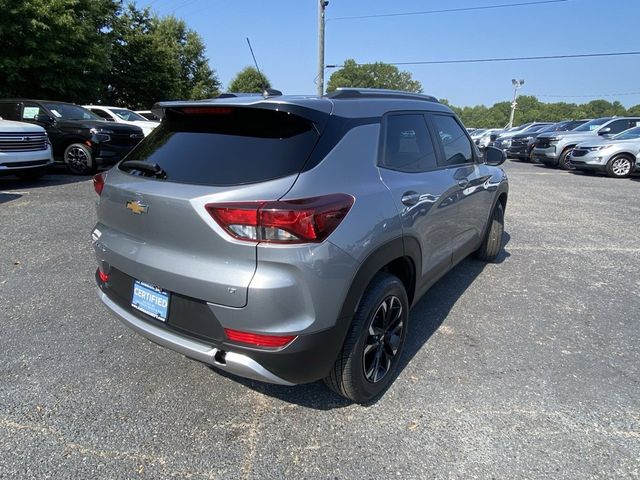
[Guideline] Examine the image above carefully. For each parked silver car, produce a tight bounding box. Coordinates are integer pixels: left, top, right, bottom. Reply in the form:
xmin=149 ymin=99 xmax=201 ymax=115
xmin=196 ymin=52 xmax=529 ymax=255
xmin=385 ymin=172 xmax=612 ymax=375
xmin=533 ymin=117 xmax=640 ymax=170
xmin=92 ymin=88 xmax=509 ymax=403
xmin=570 ymin=126 xmax=640 ymax=178
xmin=473 ymin=128 xmax=502 ymax=148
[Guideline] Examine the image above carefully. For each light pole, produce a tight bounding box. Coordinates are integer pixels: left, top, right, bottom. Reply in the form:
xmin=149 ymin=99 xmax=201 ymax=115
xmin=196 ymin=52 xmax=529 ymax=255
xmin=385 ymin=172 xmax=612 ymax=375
xmin=508 ymin=79 xmax=525 ymax=128
xmin=317 ymin=1 xmax=329 ymax=96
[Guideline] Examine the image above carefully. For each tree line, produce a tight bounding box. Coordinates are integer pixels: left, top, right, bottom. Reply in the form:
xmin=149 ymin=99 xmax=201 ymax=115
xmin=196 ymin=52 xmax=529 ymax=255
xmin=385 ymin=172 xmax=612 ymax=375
xmin=0 ymin=0 xmax=221 ymax=109
xmin=326 ymin=59 xmax=640 ymax=128
xmin=441 ymin=96 xmax=640 ymax=129
xmin=1 ymin=2 xmax=638 ymax=120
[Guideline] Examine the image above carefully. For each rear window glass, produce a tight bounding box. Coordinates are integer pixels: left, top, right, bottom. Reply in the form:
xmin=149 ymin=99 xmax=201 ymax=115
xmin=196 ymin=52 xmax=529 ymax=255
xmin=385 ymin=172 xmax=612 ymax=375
xmin=120 ymin=107 xmax=320 ymax=186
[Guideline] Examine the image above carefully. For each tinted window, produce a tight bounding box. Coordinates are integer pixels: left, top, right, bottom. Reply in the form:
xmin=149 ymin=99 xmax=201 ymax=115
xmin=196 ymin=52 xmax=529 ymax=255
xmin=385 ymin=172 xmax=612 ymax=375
xmin=574 ymin=118 xmax=611 ymax=131
xmin=111 ymin=108 xmax=147 ymax=122
xmin=614 ymin=126 xmax=640 ymax=140
xmin=120 ymin=107 xmax=320 ymax=186
xmin=605 ymin=120 xmax=631 ymax=135
xmin=564 ymin=120 xmax=588 ymax=130
xmin=382 ymin=114 xmax=438 ymax=172
xmin=91 ymin=109 xmax=114 ymax=120
xmin=0 ymin=102 xmax=20 ymax=120
xmin=432 ymin=115 xmax=473 ymax=166
xmin=43 ymin=103 xmax=101 ymax=121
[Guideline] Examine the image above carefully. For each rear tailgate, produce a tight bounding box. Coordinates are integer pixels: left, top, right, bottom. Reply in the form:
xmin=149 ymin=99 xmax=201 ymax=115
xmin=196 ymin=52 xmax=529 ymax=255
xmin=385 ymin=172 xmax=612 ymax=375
xmin=94 ymin=104 xmax=326 ymax=308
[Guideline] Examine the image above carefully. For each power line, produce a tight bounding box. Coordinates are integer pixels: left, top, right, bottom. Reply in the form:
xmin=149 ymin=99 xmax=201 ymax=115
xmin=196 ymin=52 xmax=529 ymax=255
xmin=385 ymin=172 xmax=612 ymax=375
xmin=532 ymin=91 xmax=640 ymax=98
xmin=326 ymin=0 xmax=569 ymax=22
xmin=325 ymin=51 xmax=640 ymax=68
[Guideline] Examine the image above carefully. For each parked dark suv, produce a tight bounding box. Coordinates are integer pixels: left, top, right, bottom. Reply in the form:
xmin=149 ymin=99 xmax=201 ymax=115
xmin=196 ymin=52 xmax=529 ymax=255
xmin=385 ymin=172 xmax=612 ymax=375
xmin=0 ymin=99 xmax=144 ymax=174
xmin=93 ymin=88 xmax=509 ymax=403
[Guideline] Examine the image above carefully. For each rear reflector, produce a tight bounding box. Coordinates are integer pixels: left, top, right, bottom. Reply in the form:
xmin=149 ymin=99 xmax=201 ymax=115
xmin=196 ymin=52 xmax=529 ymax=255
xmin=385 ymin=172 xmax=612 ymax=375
xmin=97 ymin=269 xmax=109 ymax=282
xmin=224 ymin=328 xmax=296 ymax=348
xmin=93 ymin=172 xmax=105 ymax=196
xmin=206 ymin=194 xmax=354 ymax=244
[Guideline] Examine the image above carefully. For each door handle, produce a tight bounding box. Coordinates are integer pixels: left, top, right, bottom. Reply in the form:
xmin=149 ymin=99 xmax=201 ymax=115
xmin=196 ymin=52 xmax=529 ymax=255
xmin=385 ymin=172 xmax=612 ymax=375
xmin=458 ymin=178 xmax=469 ymax=189
xmin=401 ymin=191 xmax=420 ymax=206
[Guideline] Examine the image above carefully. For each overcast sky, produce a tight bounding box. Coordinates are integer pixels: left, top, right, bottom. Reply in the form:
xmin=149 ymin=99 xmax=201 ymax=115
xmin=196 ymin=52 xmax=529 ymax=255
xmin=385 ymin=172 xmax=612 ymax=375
xmin=141 ymin=0 xmax=640 ymax=107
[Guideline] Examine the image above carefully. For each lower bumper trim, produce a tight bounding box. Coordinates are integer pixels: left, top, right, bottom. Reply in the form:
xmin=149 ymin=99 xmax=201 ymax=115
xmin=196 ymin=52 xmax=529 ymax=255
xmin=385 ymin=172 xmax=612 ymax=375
xmin=97 ymin=288 xmax=295 ymax=386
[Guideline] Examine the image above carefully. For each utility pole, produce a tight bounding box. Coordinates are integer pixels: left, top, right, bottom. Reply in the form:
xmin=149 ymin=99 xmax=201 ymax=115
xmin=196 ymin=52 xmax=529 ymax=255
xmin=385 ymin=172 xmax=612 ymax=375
xmin=508 ymin=79 xmax=525 ymax=128
xmin=317 ymin=0 xmax=328 ymax=96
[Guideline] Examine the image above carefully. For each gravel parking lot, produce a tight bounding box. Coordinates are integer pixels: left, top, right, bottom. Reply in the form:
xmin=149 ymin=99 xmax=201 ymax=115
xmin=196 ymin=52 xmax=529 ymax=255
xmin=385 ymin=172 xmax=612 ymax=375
xmin=1 ymin=162 xmax=638 ymax=479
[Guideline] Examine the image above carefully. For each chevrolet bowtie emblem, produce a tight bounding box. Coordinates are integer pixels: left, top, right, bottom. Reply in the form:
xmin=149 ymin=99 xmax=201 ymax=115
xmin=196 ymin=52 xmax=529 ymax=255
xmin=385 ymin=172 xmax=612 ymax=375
xmin=126 ymin=200 xmax=148 ymax=214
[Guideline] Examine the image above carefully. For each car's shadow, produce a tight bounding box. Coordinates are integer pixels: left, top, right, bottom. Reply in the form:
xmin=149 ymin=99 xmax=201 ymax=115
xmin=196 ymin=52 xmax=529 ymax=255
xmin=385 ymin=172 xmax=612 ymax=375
xmin=0 ymin=166 xmax=88 ymax=203
xmin=221 ymin=232 xmax=512 ymax=410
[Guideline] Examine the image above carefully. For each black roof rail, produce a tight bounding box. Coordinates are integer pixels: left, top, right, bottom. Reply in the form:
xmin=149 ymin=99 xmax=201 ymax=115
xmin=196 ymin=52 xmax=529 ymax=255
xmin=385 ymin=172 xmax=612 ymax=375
xmin=327 ymin=88 xmax=439 ymax=103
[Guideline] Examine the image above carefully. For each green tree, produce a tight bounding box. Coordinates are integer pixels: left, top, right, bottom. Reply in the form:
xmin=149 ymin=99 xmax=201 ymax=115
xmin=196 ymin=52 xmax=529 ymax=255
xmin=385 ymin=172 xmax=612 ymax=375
xmin=228 ymin=67 xmax=271 ymax=93
xmin=627 ymin=104 xmax=640 ymax=116
xmin=450 ymin=96 xmax=636 ymax=129
xmin=326 ymin=59 xmax=423 ymax=93
xmin=104 ymin=5 xmax=220 ymax=109
xmin=0 ymin=0 xmax=119 ymax=102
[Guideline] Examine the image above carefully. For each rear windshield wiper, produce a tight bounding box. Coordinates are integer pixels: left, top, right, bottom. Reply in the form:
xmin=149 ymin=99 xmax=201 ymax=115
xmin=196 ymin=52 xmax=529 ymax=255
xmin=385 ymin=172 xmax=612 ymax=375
xmin=119 ymin=160 xmax=167 ymax=179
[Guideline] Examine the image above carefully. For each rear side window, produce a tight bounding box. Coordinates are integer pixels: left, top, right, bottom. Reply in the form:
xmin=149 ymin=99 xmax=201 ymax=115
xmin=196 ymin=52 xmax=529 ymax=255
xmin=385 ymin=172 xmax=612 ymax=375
xmin=382 ymin=114 xmax=438 ymax=172
xmin=0 ymin=102 xmax=20 ymax=121
xmin=605 ymin=119 xmax=632 ymax=135
xmin=432 ymin=115 xmax=474 ymax=167
xmin=121 ymin=107 xmax=320 ymax=186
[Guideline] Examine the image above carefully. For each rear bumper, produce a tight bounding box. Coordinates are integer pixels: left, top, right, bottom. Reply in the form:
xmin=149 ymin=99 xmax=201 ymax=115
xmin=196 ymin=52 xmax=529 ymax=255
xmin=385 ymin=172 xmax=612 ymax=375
xmin=98 ymin=288 xmax=295 ymax=385
xmin=96 ymin=268 xmax=352 ymax=385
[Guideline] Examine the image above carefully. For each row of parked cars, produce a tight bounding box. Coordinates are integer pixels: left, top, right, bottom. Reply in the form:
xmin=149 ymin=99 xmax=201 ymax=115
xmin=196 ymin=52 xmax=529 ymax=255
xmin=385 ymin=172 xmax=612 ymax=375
xmin=0 ymin=99 xmax=159 ymax=178
xmin=468 ymin=116 xmax=640 ymax=178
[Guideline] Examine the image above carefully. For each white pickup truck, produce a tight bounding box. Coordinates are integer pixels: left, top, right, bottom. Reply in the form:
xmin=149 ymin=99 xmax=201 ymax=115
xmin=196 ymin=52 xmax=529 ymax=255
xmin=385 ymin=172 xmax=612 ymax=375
xmin=0 ymin=118 xmax=53 ymax=180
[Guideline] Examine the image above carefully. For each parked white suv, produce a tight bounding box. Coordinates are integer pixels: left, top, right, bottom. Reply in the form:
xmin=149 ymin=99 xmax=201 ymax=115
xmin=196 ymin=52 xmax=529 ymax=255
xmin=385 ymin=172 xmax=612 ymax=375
xmin=0 ymin=118 xmax=53 ymax=179
xmin=83 ymin=105 xmax=159 ymax=136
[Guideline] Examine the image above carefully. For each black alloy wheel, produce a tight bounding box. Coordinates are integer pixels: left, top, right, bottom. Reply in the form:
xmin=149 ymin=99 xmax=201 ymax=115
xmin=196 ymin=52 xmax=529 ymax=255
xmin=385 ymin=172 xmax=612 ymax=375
xmin=363 ymin=295 xmax=404 ymax=383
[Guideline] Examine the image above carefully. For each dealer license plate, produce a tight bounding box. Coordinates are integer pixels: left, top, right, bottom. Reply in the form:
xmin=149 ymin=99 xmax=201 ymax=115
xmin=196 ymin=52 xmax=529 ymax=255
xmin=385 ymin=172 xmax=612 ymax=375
xmin=131 ymin=280 xmax=170 ymax=322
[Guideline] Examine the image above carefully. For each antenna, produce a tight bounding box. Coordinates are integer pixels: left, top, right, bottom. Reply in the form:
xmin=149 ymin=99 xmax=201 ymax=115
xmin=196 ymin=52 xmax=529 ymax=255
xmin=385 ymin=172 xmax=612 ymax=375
xmin=245 ymin=37 xmax=282 ymax=98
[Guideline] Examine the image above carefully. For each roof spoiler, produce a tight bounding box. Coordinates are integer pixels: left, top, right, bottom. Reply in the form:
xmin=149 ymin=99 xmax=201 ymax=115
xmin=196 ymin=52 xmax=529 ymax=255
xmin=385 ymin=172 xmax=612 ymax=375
xmin=151 ymin=90 xmax=284 ymax=119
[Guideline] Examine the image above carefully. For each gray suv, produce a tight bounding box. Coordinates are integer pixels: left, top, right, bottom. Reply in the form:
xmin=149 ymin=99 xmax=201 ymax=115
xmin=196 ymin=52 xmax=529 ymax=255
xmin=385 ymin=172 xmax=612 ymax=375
xmin=533 ymin=117 xmax=640 ymax=169
xmin=92 ymin=88 xmax=509 ymax=403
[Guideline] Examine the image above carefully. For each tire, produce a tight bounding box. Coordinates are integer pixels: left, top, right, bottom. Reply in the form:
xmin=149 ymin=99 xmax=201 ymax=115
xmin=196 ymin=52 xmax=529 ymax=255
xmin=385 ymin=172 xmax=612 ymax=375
xmin=559 ymin=148 xmax=574 ymax=170
xmin=324 ymin=272 xmax=409 ymax=404
xmin=64 ymin=143 xmax=95 ymax=175
xmin=528 ymin=149 xmax=536 ymax=163
xmin=605 ymin=154 xmax=633 ymax=178
xmin=475 ymin=201 xmax=504 ymax=262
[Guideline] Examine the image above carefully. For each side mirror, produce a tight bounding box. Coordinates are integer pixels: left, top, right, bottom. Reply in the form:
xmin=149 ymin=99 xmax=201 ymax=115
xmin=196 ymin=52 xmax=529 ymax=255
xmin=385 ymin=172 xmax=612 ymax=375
xmin=35 ymin=113 xmax=55 ymax=126
xmin=483 ymin=146 xmax=506 ymax=166
xmin=598 ymin=127 xmax=611 ymax=136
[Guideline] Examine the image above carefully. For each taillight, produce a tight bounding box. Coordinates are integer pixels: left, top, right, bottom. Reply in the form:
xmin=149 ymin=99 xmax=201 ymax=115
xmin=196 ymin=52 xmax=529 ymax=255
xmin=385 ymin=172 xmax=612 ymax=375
xmin=206 ymin=194 xmax=354 ymax=244
xmin=93 ymin=172 xmax=105 ymax=196
xmin=224 ymin=328 xmax=296 ymax=348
